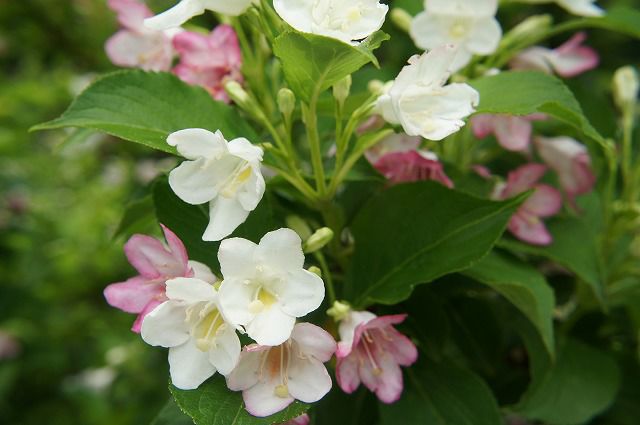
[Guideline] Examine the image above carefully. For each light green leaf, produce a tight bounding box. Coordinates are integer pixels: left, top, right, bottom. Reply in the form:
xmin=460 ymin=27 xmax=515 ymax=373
xmin=32 ymin=70 xmax=257 ymax=154
xmin=170 ymin=379 xmax=308 ymax=425
xmin=273 ymin=30 xmax=389 ymax=102
xmin=379 ymin=360 xmax=502 ymax=425
xmin=151 ymin=399 xmax=194 ymax=425
xmin=470 ymin=71 xmax=604 ymax=144
xmin=463 ymin=251 xmax=556 ymax=357
xmin=345 ymin=182 xmax=526 ymax=307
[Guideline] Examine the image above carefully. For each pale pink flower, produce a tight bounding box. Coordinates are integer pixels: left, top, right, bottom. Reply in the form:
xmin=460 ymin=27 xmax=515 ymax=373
xmin=105 ymin=0 xmax=176 ymax=71
xmin=226 ymin=323 xmax=336 ymax=417
xmin=496 ymin=164 xmax=563 ymax=245
xmin=172 ymin=25 xmax=243 ymax=102
xmin=510 ymin=32 xmax=599 ymax=78
xmin=280 ymin=414 xmax=310 ymax=425
xmin=535 ymin=136 xmax=596 ymax=204
xmin=336 ymin=311 xmax=418 ymax=404
xmin=472 ymin=114 xmax=546 ymax=152
xmin=104 ymin=224 xmax=216 ymax=332
xmin=373 ymin=151 xmax=454 ymax=188
xmin=364 ymin=133 xmax=421 ymax=164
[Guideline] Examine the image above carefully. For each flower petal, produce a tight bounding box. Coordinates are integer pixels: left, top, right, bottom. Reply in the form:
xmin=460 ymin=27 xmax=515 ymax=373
xmin=287 ymin=357 xmax=332 ymax=403
xmin=226 ymin=349 xmax=262 ymax=391
xmin=465 ymin=17 xmax=502 ymax=55
xmin=167 ymin=128 xmax=228 ymax=160
xmin=291 ymin=323 xmax=337 ymax=363
xmin=276 ymin=269 xmax=325 ymax=318
xmin=144 ymin=0 xmax=206 ymax=31
xmin=104 ymin=276 xmax=163 ymax=314
xmin=169 ymin=339 xmax=216 ymax=389
xmin=131 ymin=298 xmax=163 ymax=333
xmin=141 ymin=301 xmax=189 ymax=347
xmin=188 ymin=260 xmax=218 ymax=283
xmin=492 ymin=115 xmax=532 ymax=152
xmin=209 ymin=325 xmax=241 ymax=376
xmin=336 ymin=354 xmax=362 ymax=394
xmin=218 ymin=277 xmax=255 ymax=327
xmin=243 ymin=379 xmax=294 ymax=417
xmin=508 ymin=211 xmax=553 ymax=246
xmin=165 ymin=277 xmax=216 ymax=303
xmin=124 ymin=234 xmax=180 ymax=278
xmin=168 ymin=158 xmax=220 ymax=205
xmin=202 ymin=197 xmax=250 ymax=241
xmin=108 ymin=0 xmax=152 ymax=31
xmin=502 ymin=163 xmax=547 ymax=198
xmin=385 ymin=328 xmax=418 ymax=366
xmin=218 ymin=237 xmax=258 ymax=278
xmin=523 ymin=185 xmax=563 ymax=218
xmin=255 ymin=228 xmax=305 ymax=273
xmin=247 ymin=307 xmax=296 ymax=346
xmin=160 ymin=224 xmax=190 ymax=271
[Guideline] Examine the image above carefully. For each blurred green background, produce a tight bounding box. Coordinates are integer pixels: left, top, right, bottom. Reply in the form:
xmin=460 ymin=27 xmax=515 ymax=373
xmin=0 ymin=1 xmax=638 ymax=424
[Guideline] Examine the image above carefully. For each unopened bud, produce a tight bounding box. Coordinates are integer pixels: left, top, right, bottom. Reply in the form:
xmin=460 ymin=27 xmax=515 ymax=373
xmin=307 ymin=266 xmax=322 ymax=277
xmin=390 ymin=8 xmax=412 ymax=33
xmin=368 ymin=79 xmax=386 ymax=96
xmin=613 ymin=66 xmax=639 ymax=113
xmin=286 ymin=216 xmax=313 ymax=241
xmin=303 ymin=227 xmax=334 ymax=253
xmin=327 ymin=300 xmax=351 ymax=322
xmin=502 ymin=15 xmax=552 ymax=48
xmin=224 ymin=80 xmax=250 ymax=105
xmin=277 ymin=88 xmax=296 ymax=118
xmin=333 ymin=75 xmax=352 ymax=106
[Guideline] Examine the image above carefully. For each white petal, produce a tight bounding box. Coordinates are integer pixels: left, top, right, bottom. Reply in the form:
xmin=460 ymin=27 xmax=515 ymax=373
xmin=409 ymin=13 xmax=451 ymax=51
xmin=256 ymin=229 xmax=304 ymax=273
xmin=202 ymin=197 xmax=250 ymax=241
xmin=287 ymin=357 xmax=332 ymax=403
xmin=218 ymin=277 xmax=256 ymax=327
xmin=465 ymin=17 xmax=502 ymax=55
xmin=276 ymin=270 xmax=325 ymax=318
xmin=188 ymin=260 xmax=218 ymax=284
xmin=227 ymin=138 xmax=263 ymax=164
xmin=291 ymin=323 xmax=336 ymax=363
xmin=273 ymin=0 xmax=316 ymax=34
xmin=376 ymin=94 xmax=400 ymax=125
xmin=243 ymin=379 xmax=294 ymax=417
xmin=144 ymin=0 xmax=205 ymax=31
xmin=168 ymin=340 xmax=216 ymax=389
xmin=236 ymin=167 xmax=265 ymax=211
xmin=141 ymin=301 xmax=189 ymax=348
xmin=165 ymin=277 xmax=216 ymax=303
xmin=168 ymin=159 xmax=219 ymax=205
xmin=226 ymin=349 xmax=263 ymax=391
xmin=337 ymin=311 xmax=376 ymax=356
xmin=167 ymin=128 xmax=228 ymax=160
xmin=247 ymin=307 xmax=296 ymax=346
xmin=218 ymin=237 xmax=258 ymax=278
xmin=202 ymin=0 xmax=254 ymax=16
xmin=557 ymin=0 xmax=604 ymax=17
xmin=209 ymin=326 xmax=241 ymax=375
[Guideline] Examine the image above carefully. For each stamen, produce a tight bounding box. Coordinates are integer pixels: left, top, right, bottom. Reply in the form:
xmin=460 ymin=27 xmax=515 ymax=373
xmin=362 ymin=333 xmax=382 ymax=375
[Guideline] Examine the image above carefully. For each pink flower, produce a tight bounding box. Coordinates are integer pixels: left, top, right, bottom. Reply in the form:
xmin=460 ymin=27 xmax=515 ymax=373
xmin=105 ymin=0 xmax=177 ymax=71
xmin=510 ymin=32 xmax=599 ymax=78
xmin=335 ymin=311 xmax=418 ymax=404
xmin=104 ymin=224 xmax=216 ymax=332
xmin=373 ymin=151 xmax=454 ymax=188
xmin=172 ymin=25 xmax=243 ymax=102
xmin=535 ymin=136 xmax=596 ymax=204
xmin=226 ymin=323 xmax=336 ymax=417
xmin=471 ymin=114 xmax=546 ymax=152
xmin=496 ymin=164 xmax=563 ymax=246
xmin=364 ymin=133 xmax=421 ymax=164
xmin=280 ymin=414 xmax=310 ymax=425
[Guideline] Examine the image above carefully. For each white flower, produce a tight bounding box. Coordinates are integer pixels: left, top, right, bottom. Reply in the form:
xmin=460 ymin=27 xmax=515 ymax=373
xmin=522 ymin=0 xmax=604 ymax=17
xmin=167 ymin=129 xmax=265 ymax=242
xmin=273 ymin=0 xmax=388 ymax=44
xmin=410 ymin=0 xmax=502 ymax=71
xmin=145 ymin=0 xmax=254 ymax=31
xmin=226 ymin=323 xmax=336 ymax=417
xmin=217 ymin=228 xmax=325 ymax=346
xmin=376 ymin=45 xmax=479 ymax=141
xmin=141 ymin=277 xmax=241 ymax=390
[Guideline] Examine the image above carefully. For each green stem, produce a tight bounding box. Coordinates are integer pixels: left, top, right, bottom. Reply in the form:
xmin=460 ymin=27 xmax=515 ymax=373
xmin=303 ymin=99 xmax=327 ymax=196
xmin=315 ymin=251 xmax=336 ymax=305
xmin=621 ymin=113 xmax=635 ymax=201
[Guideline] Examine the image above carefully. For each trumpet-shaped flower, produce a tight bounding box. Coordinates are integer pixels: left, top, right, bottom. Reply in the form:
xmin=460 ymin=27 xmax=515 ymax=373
xmin=535 ymin=136 xmax=595 ymax=203
xmin=145 ymin=0 xmax=254 ymax=30
xmin=172 ymin=25 xmax=243 ymax=102
xmin=218 ymin=229 xmax=325 ymax=346
xmin=167 ymin=129 xmax=265 ymax=241
xmin=226 ymin=323 xmax=336 ymax=417
xmin=510 ymin=32 xmax=599 ymax=78
xmin=336 ymin=311 xmax=418 ymax=404
xmin=104 ymin=224 xmax=216 ymax=332
xmin=410 ymin=0 xmax=502 ymax=71
xmin=495 ymin=164 xmax=562 ymax=245
xmin=105 ymin=0 xmax=177 ymax=71
xmin=373 ymin=151 xmax=454 ymax=187
xmin=376 ymin=45 xmax=479 ymax=141
xmin=472 ymin=114 xmax=547 ymax=152
xmin=141 ymin=277 xmax=241 ymax=389
xmin=273 ymin=0 xmax=388 ymax=44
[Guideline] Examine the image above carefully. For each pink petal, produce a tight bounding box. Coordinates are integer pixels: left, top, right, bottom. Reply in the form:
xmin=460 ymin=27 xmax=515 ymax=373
xmin=124 ymin=234 xmax=183 ymax=279
xmin=508 ymin=211 xmax=553 ymax=246
xmin=131 ymin=298 xmax=164 ymax=333
xmin=565 ymin=152 xmax=596 ymax=197
xmin=473 ymin=165 xmax=493 ymax=179
xmin=160 ymin=224 xmax=190 ymax=275
xmin=172 ymin=64 xmax=230 ymax=101
xmin=291 ymin=323 xmax=337 ymax=363
xmin=550 ymin=32 xmax=599 ymax=78
xmin=173 ymin=25 xmax=241 ymax=69
xmin=523 ymin=184 xmax=563 ymax=218
xmin=281 ymin=414 xmax=310 ymax=425
xmin=103 ymin=276 xmax=164 ymax=314
xmin=243 ymin=379 xmax=294 ymax=417
xmin=336 ymin=354 xmax=362 ymax=394
xmin=359 ymin=348 xmax=404 ymax=404
xmin=502 ymin=163 xmax=547 ymax=198
xmin=471 ymin=114 xmax=496 ymax=139
xmin=374 ymin=151 xmax=454 ymax=187
xmin=108 ymin=0 xmax=152 ymax=32
xmin=492 ymin=116 xmax=532 ymax=152
xmin=210 ymin=25 xmax=242 ymax=68
xmin=105 ymin=30 xmax=173 ymax=71
xmin=384 ymin=328 xmax=418 ymax=367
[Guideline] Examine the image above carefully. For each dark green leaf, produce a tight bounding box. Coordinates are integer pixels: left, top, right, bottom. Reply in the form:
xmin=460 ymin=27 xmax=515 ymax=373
xmin=345 ymin=182 xmax=526 ymax=307
xmin=584 ymin=6 xmax=640 ymax=39
xmin=33 ymin=70 xmax=257 ymax=154
xmin=152 ymin=399 xmax=194 ymax=425
xmin=273 ymin=30 xmax=389 ymax=102
xmin=170 ymin=379 xmax=308 ymax=425
xmin=114 ymin=195 xmax=156 ymax=239
xmin=463 ymin=251 xmax=556 ymax=357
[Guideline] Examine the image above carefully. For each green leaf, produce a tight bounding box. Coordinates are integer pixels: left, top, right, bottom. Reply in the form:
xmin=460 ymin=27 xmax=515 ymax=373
xmin=345 ymin=182 xmax=526 ymax=307
xmin=114 ymin=195 xmax=156 ymax=239
xmin=273 ymin=30 xmax=389 ymax=102
xmin=170 ymin=379 xmax=308 ymax=425
xmin=32 ymin=70 xmax=257 ymax=154
xmin=514 ymin=338 xmax=621 ymax=425
xmin=585 ymin=6 xmax=640 ymax=39
xmin=379 ymin=360 xmax=502 ymax=425
xmin=152 ymin=399 xmax=194 ymax=425
xmin=463 ymin=251 xmax=556 ymax=357
xmin=498 ymin=216 xmax=604 ymax=302
xmin=470 ymin=71 xmax=604 ymax=144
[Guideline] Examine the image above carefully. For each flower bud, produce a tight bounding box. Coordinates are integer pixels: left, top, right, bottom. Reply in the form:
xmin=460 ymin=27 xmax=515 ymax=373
xmin=307 ymin=266 xmax=322 ymax=277
xmin=326 ymin=300 xmax=351 ymax=322
xmin=303 ymin=227 xmax=334 ymax=253
xmin=390 ymin=8 xmax=412 ymax=33
xmin=368 ymin=79 xmax=386 ymax=96
xmin=333 ymin=75 xmax=352 ymax=106
xmin=613 ymin=66 xmax=639 ymax=113
xmin=501 ymin=15 xmax=552 ymax=48
xmin=277 ymin=88 xmax=296 ymax=118
xmin=285 ymin=215 xmax=313 ymax=241
xmin=224 ymin=80 xmax=250 ymax=105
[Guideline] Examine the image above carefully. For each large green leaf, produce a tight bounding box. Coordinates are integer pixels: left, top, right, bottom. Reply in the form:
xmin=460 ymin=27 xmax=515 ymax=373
xmin=463 ymin=251 xmax=556 ymax=357
xmin=32 ymin=70 xmax=257 ymax=154
xmin=345 ymin=182 xmax=526 ymax=307
xmin=514 ymin=338 xmax=621 ymax=425
xmin=273 ymin=30 xmax=389 ymax=102
xmin=152 ymin=399 xmax=194 ymax=425
xmin=498 ymin=216 xmax=604 ymax=301
xmin=379 ymin=360 xmax=502 ymax=425
xmin=470 ymin=71 xmax=604 ymax=144
xmin=170 ymin=379 xmax=308 ymax=425
xmin=583 ymin=6 xmax=640 ymax=39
